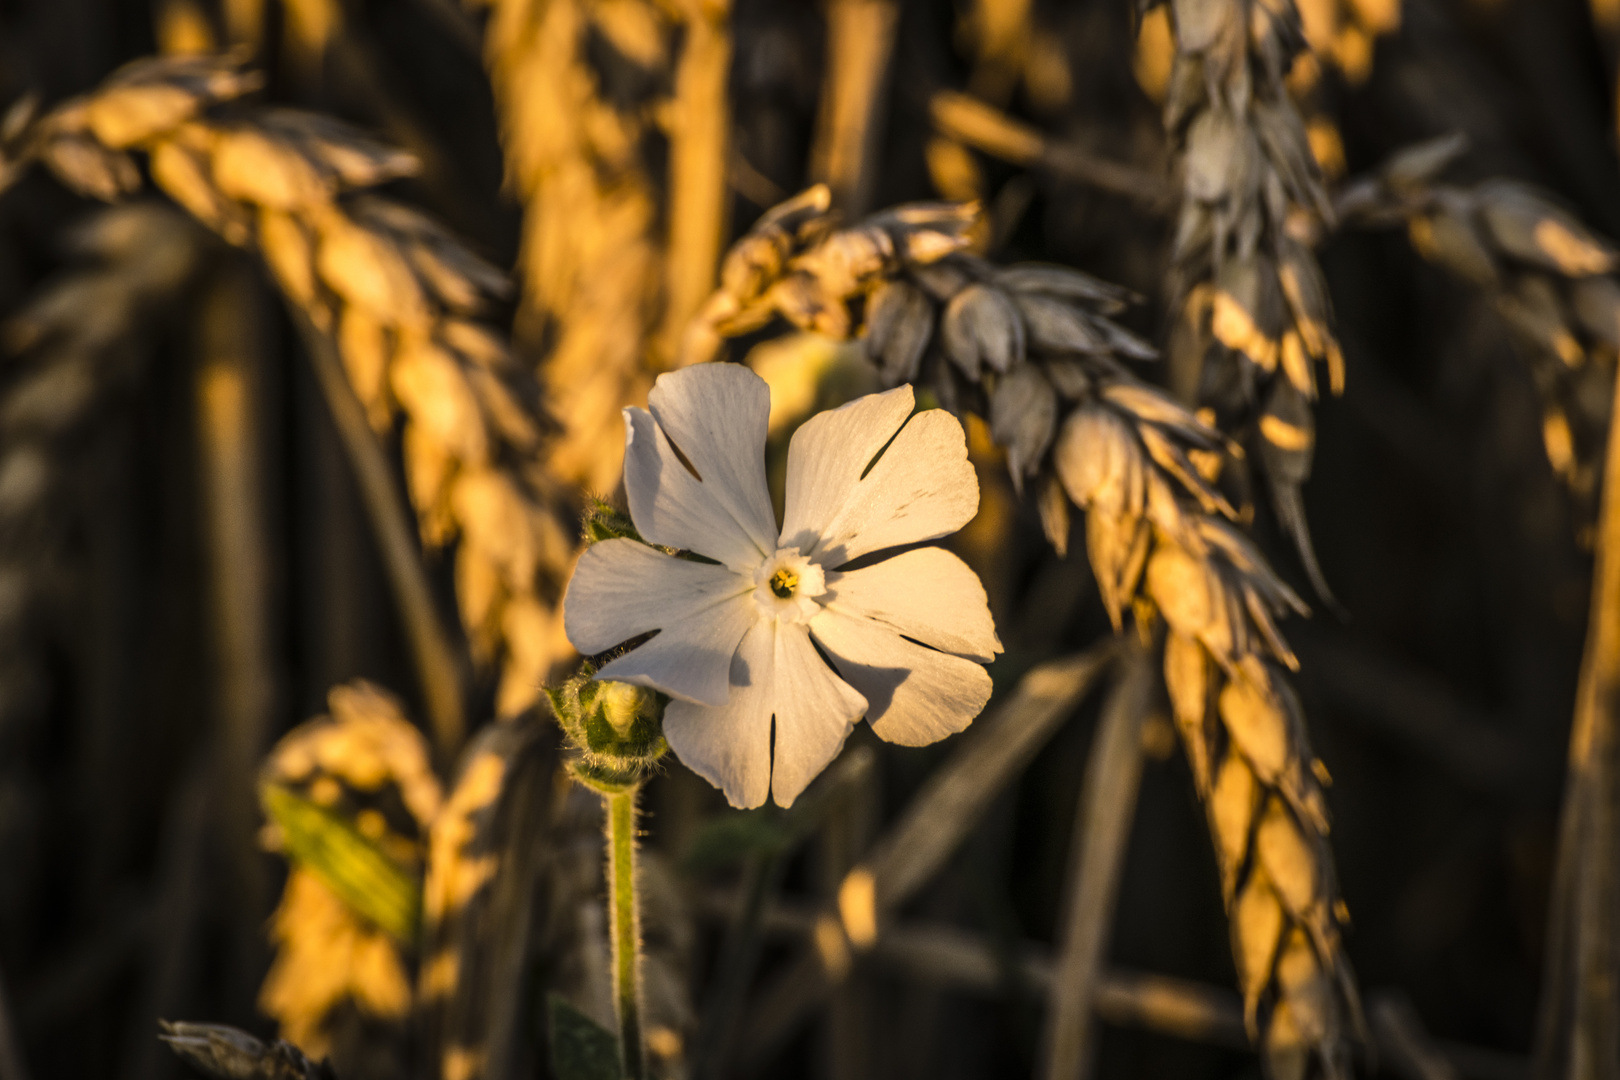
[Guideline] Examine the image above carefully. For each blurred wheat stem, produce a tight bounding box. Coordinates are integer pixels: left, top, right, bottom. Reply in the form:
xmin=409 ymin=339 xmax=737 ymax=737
xmin=294 ymin=313 xmax=467 ymax=760
xmin=0 ymin=965 xmax=29 ymax=1080
xmin=1040 ymin=643 xmax=1153 ymax=1080
xmin=927 ymin=91 xmax=1174 ymax=210
xmin=812 ymin=0 xmax=898 ymax=213
xmin=194 ymin=260 xmax=276 ymax=996
xmin=606 ymin=786 xmax=648 ymax=1080
xmin=1536 ymin=340 xmax=1620 ymax=1079
xmin=661 ymin=0 xmax=733 ymax=363
xmin=738 ymin=646 xmax=1116 ymax=1067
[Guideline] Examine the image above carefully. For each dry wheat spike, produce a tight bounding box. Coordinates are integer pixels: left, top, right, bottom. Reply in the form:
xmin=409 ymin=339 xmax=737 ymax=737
xmin=474 ymin=0 xmax=672 ymax=497
xmin=689 ymin=188 xmax=1363 ymax=1080
xmin=1149 ymin=0 xmax=1344 ymax=612
xmin=1 ymin=53 xmax=577 ymax=717
xmin=1339 ymin=135 xmax=1620 ymax=537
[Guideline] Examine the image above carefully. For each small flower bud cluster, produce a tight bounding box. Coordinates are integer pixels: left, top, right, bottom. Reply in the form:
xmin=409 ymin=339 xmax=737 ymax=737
xmin=546 ymin=665 xmax=668 ymax=794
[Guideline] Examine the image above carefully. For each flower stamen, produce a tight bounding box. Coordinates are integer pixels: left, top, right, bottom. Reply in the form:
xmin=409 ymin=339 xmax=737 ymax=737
xmin=753 ymin=547 xmax=825 ymax=624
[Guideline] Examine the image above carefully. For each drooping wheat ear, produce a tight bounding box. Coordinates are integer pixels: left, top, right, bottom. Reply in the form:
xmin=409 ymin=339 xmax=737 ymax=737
xmin=1339 ymin=136 xmax=1620 ymax=538
xmin=7 ymin=54 xmax=577 ymax=717
xmin=692 ymin=190 xmax=1364 ymax=1080
xmin=1143 ymin=0 xmax=1343 ymax=609
xmin=473 ymin=0 xmax=670 ymax=496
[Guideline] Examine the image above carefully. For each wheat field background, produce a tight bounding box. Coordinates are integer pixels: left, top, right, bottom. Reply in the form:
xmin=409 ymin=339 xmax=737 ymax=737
xmin=0 ymin=1 xmax=1614 ymax=1079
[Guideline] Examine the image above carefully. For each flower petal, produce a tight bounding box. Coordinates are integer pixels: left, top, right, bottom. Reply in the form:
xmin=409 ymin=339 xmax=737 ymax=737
xmin=822 ymin=547 xmax=1002 ymax=660
xmin=791 ymin=406 xmax=979 ymax=567
xmin=664 ymin=620 xmax=775 ymax=808
xmin=810 ymin=608 xmax=992 ymax=747
xmin=779 ymin=385 xmax=915 ymax=553
xmin=640 ymin=364 xmax=778 ymax=561
xmin=562 ymin=538 xmax=754 ymax=706
xmin=623 ymin=408 xmax=767 ymax=571
xmin=768 ymin=623 xmax=868 ymax=807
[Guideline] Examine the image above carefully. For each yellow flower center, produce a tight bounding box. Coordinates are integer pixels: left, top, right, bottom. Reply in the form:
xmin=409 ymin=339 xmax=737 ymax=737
xmin=753 ymin=547 xmax=826 ymax=624
xmin=770 ymin=567 xmax=799 ymax=599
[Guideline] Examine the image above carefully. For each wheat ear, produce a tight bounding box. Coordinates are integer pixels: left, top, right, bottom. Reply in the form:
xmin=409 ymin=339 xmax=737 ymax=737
xmin=1340 ymin=136 xmax=1620 ymax=536
xmin=1148 ymin=0 xmax=1344 ymax=612
xmin=7 ymin=54 xmax=577 ymax=722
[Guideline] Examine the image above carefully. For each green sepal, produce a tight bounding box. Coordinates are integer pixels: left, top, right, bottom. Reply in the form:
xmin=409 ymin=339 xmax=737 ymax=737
xmin=548 ymin=994 xmax=623 ymax=1080
xmin=566 ymin=757 xmax=646 ymax=796
xmin=582 ymin=499 xmax=642 ymax=545
xmin=261 ymin=784 xmax=421 ymax=946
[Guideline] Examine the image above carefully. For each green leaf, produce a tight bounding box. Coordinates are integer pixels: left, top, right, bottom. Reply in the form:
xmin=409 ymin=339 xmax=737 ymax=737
xmin=548 ymin=994 xmax=622 ymax=1080
xmin=261 ymin=784 xmax=421 ymax=946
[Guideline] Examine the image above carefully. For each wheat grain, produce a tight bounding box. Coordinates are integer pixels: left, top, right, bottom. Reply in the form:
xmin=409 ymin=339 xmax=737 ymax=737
xmin=1152 ymin=0 xmax=1345 ymax=611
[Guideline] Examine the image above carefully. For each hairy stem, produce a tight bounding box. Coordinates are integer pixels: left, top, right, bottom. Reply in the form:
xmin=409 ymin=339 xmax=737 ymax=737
xmin=606 ymin=786 xmax=647 ymax=1080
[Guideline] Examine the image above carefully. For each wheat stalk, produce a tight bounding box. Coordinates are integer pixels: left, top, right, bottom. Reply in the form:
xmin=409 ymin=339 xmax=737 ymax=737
xmin=1334 ymin=136 xmax=1620 ymax=1080
xmin=689 ymin=187 xmax=1363 ymax=1079
xmin=3 ymin=54 xmax=577 ymax=724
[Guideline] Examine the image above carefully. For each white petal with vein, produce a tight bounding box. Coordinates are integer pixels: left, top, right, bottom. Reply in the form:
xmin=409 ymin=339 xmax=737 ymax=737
xmin=623 ymin=408 xmax=767 ymax=571
xmin=805 ymin=409 xmax=979 ymax=566
xmin=562 ymin=538 xmax=754 ymax=706
xmin=768 ymin=623 xmax=868 ymax=806
xmin=823 ymin=547 xmax=1002 ymax=660
xmin=779 ymin=385 xmax=915 ymax=554
xmin=810 ymin=608 xmax=992 ymax=746
xmin=664 ymin=620 xmax=775 ymax=808
xmin=646 ymin=364 xmax=778 ymax=555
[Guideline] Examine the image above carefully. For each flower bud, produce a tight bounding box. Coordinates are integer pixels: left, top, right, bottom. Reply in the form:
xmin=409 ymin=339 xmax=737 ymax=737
xmin=545 ymin=662 xmax=667 ymax=793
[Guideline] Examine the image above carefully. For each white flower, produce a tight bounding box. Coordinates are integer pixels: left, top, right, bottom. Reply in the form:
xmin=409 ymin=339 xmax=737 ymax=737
xmin=562 ymin=363 xmax=1002 ymax=808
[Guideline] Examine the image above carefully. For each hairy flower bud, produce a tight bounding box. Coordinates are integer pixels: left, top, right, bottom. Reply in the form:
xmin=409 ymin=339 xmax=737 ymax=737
xmin=545 ymin=663 xmax=667 ymax=793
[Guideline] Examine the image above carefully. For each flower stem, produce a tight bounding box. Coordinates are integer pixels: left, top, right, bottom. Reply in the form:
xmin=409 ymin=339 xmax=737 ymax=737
xmin=605 ymin=786 xmax=646 ymax=1080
